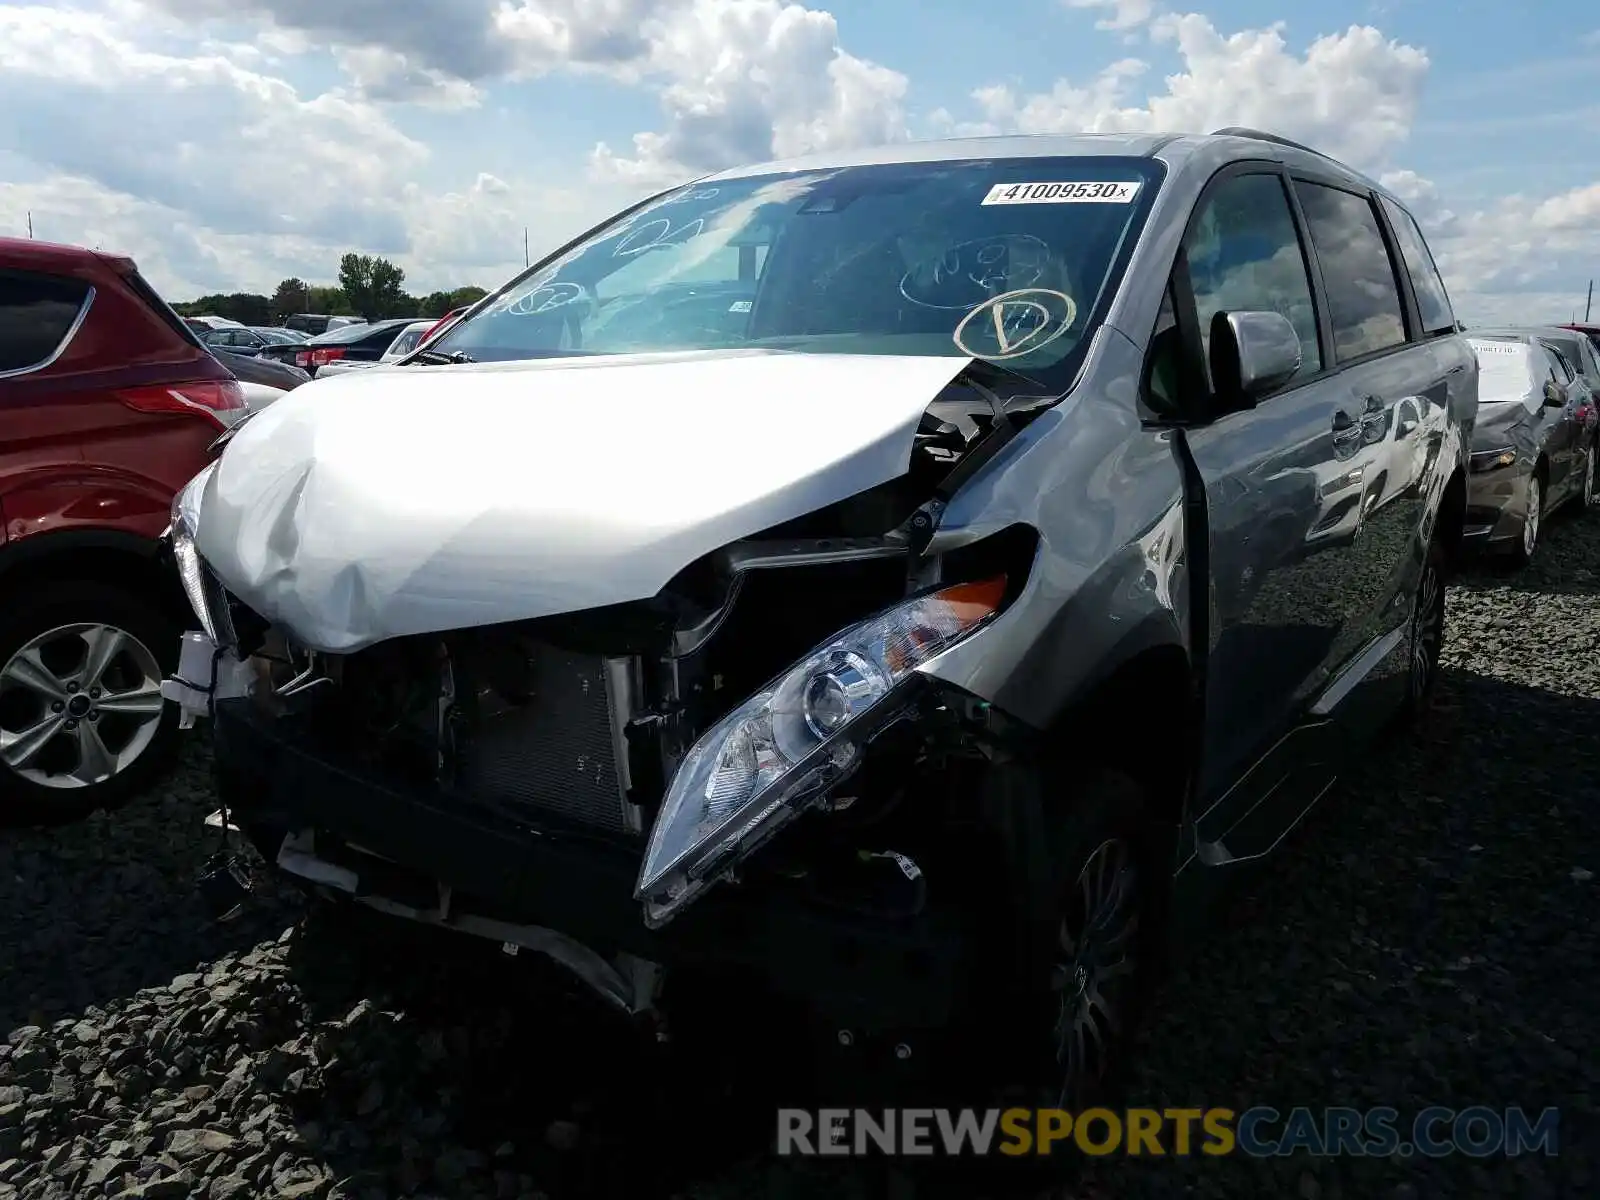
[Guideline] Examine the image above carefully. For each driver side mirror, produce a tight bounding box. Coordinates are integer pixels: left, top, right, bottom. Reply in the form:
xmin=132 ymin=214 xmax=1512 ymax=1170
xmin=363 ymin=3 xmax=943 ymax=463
xmin=1544 ymin=378 xmax=1568 ymax=408
xmin=1209 ymin=310 xmax=1302 ymax=414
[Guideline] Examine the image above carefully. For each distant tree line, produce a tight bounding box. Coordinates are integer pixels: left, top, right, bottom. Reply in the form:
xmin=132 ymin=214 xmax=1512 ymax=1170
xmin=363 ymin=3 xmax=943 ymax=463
xmin=171 ymin=253 xmax=490 ymax=325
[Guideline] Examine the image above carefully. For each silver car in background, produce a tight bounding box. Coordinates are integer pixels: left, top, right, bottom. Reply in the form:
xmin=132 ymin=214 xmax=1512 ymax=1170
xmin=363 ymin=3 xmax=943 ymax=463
xmin=1463 ymin=330 xmax=1598 ymax=564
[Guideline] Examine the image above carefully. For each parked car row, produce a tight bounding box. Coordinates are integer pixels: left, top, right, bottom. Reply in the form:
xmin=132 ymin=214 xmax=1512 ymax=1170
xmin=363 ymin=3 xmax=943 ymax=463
xmin=259 ymin=317 xmax=426 ymax=378
xmin=1463 ymin=325 xmax=1599 ymax=565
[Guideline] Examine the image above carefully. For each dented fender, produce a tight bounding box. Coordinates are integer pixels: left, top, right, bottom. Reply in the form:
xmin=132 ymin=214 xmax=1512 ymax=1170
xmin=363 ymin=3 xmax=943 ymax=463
xmin=916 ymin=331 xmax=1192 ymax=730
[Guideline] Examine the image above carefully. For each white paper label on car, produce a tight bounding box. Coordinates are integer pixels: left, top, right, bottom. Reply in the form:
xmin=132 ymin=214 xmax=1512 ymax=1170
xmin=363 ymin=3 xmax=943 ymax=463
xmin=728 ymin=300 xmax=753 ymax=313
xmin=981 ymin=181 xmax=1141 ymax=205
xmin=1468 ymin=339 xmax=1524 ymax=356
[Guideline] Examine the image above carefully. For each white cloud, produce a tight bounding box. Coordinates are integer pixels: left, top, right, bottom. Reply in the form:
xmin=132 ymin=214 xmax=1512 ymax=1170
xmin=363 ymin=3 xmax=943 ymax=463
xmin=0 ymin=4 xmax=424 ymax=248
xmin=942 ymin=9 xmax=1600 ymax=325
xmin=14 ymin=0 xmax=908 ymax=294
xmin=585 ymin=0 xmax=910 ymax=185
xmin=946 ymin=15 xmax=1430 ymax=171
xmin=3 ymin=0 xmax=1595 ymax=328
xmin=1065 ymin=0 xmax=1159 ymax=33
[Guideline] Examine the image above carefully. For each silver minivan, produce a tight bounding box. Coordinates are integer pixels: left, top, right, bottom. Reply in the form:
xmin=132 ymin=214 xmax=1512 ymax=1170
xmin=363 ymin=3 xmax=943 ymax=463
xmin=166 ymin=127 xmax=1476 ymax=1112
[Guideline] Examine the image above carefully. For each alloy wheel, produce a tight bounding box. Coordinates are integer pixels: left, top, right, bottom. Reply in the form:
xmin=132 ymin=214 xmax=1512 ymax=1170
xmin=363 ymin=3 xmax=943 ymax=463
xmin=1409 ymin=558 xmax=1445 ymax=704
xmin=0 ymin=623 xmax=166 ymax=790
xmin=1586 ymin=447 xmax=1596 ymax=508
xmin=1523 ymin=477 xmax=1542 ymax=559
xmin=1051 ymin=837 xmax=1140 ymax=1107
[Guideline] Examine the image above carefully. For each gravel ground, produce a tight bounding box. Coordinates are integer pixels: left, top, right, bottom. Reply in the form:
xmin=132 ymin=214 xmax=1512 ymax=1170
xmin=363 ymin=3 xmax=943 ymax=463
xmin=3 ymin=508 xmax=1598 ymax=1200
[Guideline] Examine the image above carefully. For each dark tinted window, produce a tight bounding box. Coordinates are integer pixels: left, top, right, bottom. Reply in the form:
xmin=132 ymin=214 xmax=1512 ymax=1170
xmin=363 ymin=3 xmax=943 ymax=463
xmin=1295 ymin=183 xmax=1406 ymax=361
xmin=1379 ymin=196 xmax=1455 ymax=335
xmin=1184 ymin=172 xmax=1322 ymax=388
xmin=1579 ymin=337 xmax=1600 ymax=385
xmin=0 ymin=271 xmax=91 ymax=374
xmin=1544 ymin=343 xmax=1574 ymax=384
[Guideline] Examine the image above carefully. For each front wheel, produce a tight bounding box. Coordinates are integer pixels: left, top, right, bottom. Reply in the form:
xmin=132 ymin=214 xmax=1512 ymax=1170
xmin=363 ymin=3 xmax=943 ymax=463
xmin=990 ymin=767 xmax=1163 ymax=1111
xmin=1581 ymin=443 xmax=1597 ymax=513
xmin=1400 ymin=529 xmax=1448 ymax=725
xmin=1511 ymin=473 xmax=1542 ymax=566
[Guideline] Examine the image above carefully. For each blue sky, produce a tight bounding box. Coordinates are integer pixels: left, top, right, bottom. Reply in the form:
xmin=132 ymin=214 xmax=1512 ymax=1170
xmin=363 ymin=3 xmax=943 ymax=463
xmin=1 ymin=0 xmax=1597 ymax=324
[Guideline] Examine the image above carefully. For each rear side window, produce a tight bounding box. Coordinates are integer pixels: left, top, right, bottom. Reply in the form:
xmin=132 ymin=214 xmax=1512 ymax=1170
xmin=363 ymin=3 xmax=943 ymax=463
xmin=1294 ymin=182 xmax=1407 ymax=361
xmin=0 ymin=271 xmax=91 ymax=375
xmin=1543 ymin=343 xmax=1574 ymax=383
xmin=1379 ymin=196 xmax=1456 ymax=335
xmin=123 ymin=269 xmax=206 ymax=349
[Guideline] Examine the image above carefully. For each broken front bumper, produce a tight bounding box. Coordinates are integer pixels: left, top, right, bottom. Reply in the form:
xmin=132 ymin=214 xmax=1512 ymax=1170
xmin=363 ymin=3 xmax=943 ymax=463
xmin=211 ymin=697 xmax=975 ymax=1033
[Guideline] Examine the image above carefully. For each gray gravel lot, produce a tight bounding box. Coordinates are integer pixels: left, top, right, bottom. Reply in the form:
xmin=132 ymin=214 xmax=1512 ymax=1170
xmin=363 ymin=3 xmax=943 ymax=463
xmin=3 ymin=510 xmax=1598 ymax=1200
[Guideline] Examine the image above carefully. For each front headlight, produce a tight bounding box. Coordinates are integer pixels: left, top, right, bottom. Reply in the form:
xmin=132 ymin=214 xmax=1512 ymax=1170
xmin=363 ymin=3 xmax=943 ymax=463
xmin=1470 ymin=446 xmax=1517 ymax=473
xmin=169 ymin=463 xmax=220 ymax=642
xmin=635 ymin=576 xmax=1007 ymax=927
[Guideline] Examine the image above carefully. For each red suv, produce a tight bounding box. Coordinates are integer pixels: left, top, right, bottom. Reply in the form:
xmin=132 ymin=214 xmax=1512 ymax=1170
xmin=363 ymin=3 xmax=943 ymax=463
xmin=0 ymin=237 xmax=246 ymax=824
xmin=1560 ymin=323 xmax=1600 ymax=355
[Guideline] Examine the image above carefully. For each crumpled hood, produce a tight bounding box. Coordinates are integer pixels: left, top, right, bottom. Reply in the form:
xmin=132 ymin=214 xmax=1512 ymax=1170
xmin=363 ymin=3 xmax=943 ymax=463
xmin=1473 ymin=396 xmax=1535 ymax=449
xmin=192 ymin=348 xmax=972 ymax=652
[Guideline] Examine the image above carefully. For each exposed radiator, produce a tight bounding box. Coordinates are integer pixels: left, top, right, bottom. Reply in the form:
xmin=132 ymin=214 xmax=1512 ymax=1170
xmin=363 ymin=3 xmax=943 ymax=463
xmin=455 ymin=642 xmax=637 ymax=837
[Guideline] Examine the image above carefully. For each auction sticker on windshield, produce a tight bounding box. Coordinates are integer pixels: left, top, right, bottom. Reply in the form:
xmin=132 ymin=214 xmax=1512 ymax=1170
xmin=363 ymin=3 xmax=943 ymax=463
xmin=981 ymin=181 xmax=1141 ymax=205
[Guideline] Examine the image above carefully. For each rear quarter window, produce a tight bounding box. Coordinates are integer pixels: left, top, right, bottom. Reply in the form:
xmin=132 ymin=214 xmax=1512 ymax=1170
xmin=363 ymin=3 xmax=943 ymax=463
xmin=1379 ymin=195 xmax=1456 ymax=335
xmin=0 ymin=270 xmax=91 ymax=375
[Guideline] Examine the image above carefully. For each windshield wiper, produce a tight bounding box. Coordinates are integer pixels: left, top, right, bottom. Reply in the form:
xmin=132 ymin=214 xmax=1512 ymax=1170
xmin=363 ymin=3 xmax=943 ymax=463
xmin=407 ymin=349 xmax=475 ymax=365
xmin=960 ymin=356 xmax=1049 ymax=396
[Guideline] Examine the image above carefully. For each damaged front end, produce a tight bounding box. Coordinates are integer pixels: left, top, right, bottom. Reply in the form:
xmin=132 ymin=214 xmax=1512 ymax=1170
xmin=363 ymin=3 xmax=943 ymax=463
xmin=165 ymin=364 xmax=1047 ymax=1037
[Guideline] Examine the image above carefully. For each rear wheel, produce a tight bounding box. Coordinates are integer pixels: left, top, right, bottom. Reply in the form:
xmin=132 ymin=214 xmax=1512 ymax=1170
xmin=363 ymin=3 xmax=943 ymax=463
xmin=1582 ymin=444 xmax=1596 ymax=513
xmin=0 ymin=582 xmax=179 ymax=827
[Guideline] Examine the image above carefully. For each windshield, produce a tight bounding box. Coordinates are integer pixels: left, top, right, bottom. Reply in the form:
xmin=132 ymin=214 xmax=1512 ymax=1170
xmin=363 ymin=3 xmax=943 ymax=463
xmin=433 ymin=155 xmax=1163 ymax=389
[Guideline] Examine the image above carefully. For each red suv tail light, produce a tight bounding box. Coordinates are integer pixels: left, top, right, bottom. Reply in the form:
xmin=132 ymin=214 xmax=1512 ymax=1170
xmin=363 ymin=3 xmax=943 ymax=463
xmin=115 ymin=380 xmax=248 ymax=429
xmin=309 ymin=348 xmax=346 ymax=367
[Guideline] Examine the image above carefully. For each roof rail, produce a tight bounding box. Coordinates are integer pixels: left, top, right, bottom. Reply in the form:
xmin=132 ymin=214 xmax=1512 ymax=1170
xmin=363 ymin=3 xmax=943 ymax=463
xmin=1209 ymin=126 xmax=1327 ymax=159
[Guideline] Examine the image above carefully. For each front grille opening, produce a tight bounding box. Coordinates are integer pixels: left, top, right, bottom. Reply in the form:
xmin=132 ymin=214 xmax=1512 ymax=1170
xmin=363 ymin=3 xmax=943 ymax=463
xmin=305 ymin=631 xmax=639 ymax=839
xmin=453 ymin=639 xmax=632 ymax=836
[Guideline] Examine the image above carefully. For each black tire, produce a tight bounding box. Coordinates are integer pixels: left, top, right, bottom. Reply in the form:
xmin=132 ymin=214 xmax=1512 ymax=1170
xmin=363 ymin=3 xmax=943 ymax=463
xmin=1509 ymin=470 xmax=1543 ymax=567
xmin=0 ymin=580 xmax=181 ymax=827
xmin=1579 ymin=442 xmax=1597 ymax=516
xmin=979 ymin=766 xmax=1164 ymax=1112
xmin=1398 ymin=530 xmax=1448 ymax=727
xmin=929 ymin=766 xmax=1164 ymax=1194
